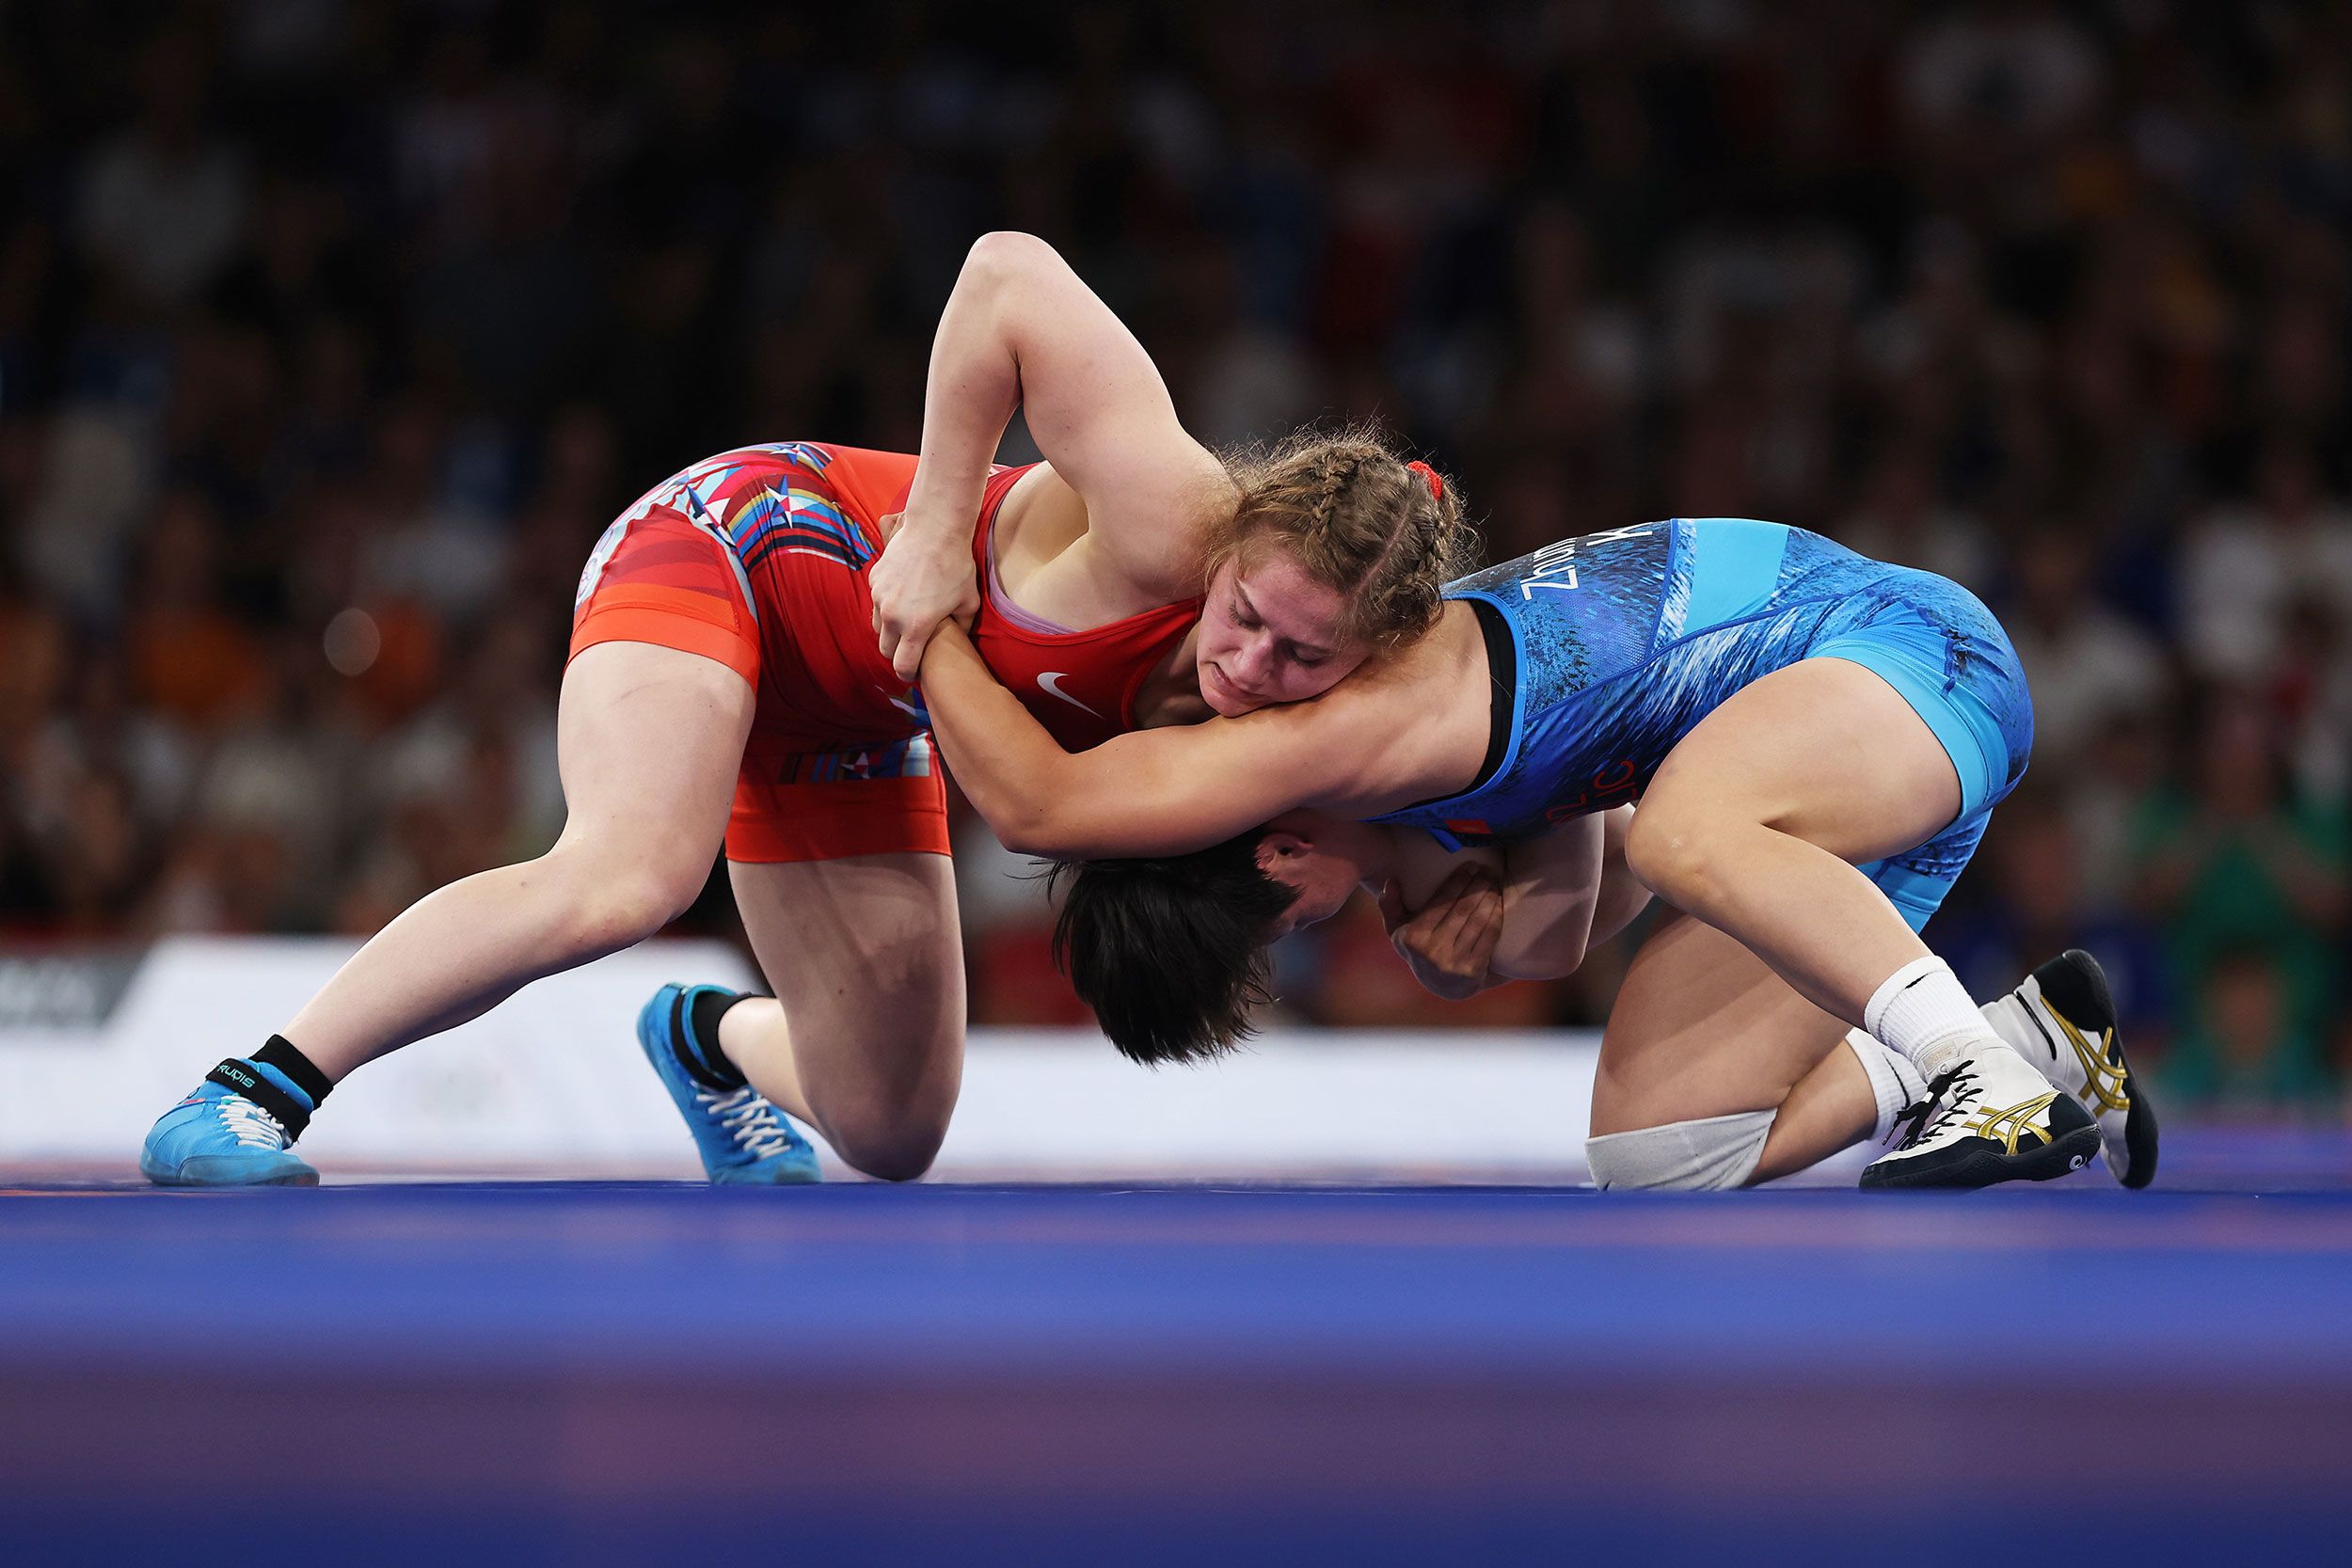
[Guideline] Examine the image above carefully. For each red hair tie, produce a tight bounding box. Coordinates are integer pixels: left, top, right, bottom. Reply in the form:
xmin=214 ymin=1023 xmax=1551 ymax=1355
xmin=1406 ymin=459 xmax=1444 ymax=502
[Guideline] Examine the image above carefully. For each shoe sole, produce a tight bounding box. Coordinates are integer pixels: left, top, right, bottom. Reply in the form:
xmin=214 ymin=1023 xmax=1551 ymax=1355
xmin=711 ymin=1160 xmax=823 ymax=1185
xmin=1859 ymin=1119 xmax=2101 ymax=1189
xmin=2036 ymin=948 xmax=2158 ymax=1190
xmin=1861 ymin=1085 xmax=2103 ymax=1191
xmin=138 ymin=1152 xmax=320 ymax=1188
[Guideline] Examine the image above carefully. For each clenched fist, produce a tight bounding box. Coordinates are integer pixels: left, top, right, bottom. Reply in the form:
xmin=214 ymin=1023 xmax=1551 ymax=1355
xmin=1378 ymin=864 xmax=1505 ymax=1001
xmin=868 ymin=503 xmax=982 ymax=682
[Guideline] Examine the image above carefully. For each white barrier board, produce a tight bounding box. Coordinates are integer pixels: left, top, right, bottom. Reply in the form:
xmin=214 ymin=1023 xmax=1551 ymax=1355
xmin=1 ymin=937 xmax=1600 ymax=1182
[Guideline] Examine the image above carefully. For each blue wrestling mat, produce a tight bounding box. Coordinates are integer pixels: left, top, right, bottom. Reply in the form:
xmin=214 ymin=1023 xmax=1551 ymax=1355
xmin=5 ymin=1129 xmax=2349 ymax=1567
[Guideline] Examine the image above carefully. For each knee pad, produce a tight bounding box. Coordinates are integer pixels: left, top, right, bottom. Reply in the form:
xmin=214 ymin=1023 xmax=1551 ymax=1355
xmin=1585 ymin=1109 xmax=1776 ymax=1191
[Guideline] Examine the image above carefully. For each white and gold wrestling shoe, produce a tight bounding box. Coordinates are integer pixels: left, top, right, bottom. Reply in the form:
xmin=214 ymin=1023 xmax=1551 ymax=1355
xmin=1985 ymin=949 xmax=2157 ymax=1189
xmin=1860 ymin=1036 xmax=2100 ymax=1190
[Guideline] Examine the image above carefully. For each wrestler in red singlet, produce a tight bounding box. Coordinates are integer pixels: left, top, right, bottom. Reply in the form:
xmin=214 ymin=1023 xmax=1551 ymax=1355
xmin=568 ymin=440 xmax=1201 ymax=863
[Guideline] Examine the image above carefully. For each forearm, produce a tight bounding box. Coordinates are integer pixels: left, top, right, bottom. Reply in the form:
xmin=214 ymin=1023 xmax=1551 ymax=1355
xmin=926 ymin=623 xmax=1376 ymax=859
xmin=1587 ymin=806 xmax=1651 ymax=947
xmin=919 ymin=624 xmax=1075 ymax=853
xmin=1480 ymin=810 xmax=1646 ymax=982
xmin=904 ymin=236 xmax=1029 ymax=531
xmin=1486 ymin=816 xmax=1606 ymax=982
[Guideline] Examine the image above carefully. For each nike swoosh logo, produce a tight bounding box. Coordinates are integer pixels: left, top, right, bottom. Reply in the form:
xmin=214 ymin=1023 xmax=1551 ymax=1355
xmin=1036 ymin=672 xmax=1103 ymax=719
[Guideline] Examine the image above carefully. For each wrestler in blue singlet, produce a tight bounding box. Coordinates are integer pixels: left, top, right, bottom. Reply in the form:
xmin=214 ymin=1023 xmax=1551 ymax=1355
xmin=1373 ymin=519 xmax=2035 ymax=930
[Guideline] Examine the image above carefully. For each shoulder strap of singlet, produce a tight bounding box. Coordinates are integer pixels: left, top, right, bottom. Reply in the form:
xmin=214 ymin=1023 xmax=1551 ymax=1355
xmin=1377 ymin=594 xmax=1520 ymax=825
xmin=1470 ymin=597 xmax=1515 ymax=793
xmin=970 ymin=463 xmax=1042 ymax=585
xmin=970 ymin=464 xmax=1204 ymax=643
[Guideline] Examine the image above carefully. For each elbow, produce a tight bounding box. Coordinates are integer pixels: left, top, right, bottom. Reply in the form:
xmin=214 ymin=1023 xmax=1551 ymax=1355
xmin=962 ymin=231 xmax=1059 ymax=296
xmin=982 ymin=797 xmax=1073 ymax=861
xmin=999 ymin=807 xmax=1109 ymax=863
xmin=993 ymin=819 xmax=1057 ymax=861
xmin=1494 ymin=944 xmax=1585 ymax=986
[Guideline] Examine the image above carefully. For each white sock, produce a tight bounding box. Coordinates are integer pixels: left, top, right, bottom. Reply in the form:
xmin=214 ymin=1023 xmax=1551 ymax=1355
xmin=1845 ymin=1029 xmax=1930 ymax=1142
xmin=1864 ymin=957 xmax=1987 ymax=1079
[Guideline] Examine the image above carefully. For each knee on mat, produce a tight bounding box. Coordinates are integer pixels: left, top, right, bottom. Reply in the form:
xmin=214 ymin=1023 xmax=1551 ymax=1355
xmin=1584 ymin=1110 xmax=1777 ymax=1191
xmin=820 ymin=1101 xmax=951 ymax=1183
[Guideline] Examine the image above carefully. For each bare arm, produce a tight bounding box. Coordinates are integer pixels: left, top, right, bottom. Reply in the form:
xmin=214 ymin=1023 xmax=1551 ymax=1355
xmin=1378 ymin=863 xmax=1507 ymax=1002
xmin=1385 ymin=807 xmax=1647 ymax=996
xmin=1583 ymin=806 xmax=1653 ymax=948
xmin=871 ymin=232 xmax=1228 ymax=678
xmin=1488 ymin=807 xmax=1645 ymax=981
xmin=920 ymin=622 xmax=1440 ymax=859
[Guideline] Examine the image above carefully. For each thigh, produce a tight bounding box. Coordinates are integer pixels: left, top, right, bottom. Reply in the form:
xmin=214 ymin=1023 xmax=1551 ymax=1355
xmin=728 ymin=850 xmax=965 ymax=1122
xmin=1644 ymin=655 xmax=1962 ymax=864
xmin=1589 ymin=906 xmax=1846 ymax=1135
xmin=555 ymin=640 xmax=754 ymax=869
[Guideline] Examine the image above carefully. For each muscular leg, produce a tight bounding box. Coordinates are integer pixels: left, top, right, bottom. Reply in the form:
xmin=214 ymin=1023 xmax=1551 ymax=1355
xmin=286 ymin=641 xmax=753 ymax=1079
xmin=1590 ymin=904 xmax=2100 ymax=1186
xmin=1590 ymin=907 xmax=1877 ymax=1184
xmin=718 ymin=853 xmax=965 ymax=1181
xmin=1623 ymin=657 xmax=1960 ymax=1025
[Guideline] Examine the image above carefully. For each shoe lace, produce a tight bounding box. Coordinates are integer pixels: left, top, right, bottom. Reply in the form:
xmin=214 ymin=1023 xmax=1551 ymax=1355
xmin=216 ymin=1094 xmax=291 ymax=1150
xmin=1888 ymin=1065 xmax=1981 ymax=1151
xmin=704 ymin=1085 xmax=799 ymax=1160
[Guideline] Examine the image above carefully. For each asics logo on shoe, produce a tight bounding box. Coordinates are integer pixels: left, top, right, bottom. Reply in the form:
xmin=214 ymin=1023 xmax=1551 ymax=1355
xmin=1963 ymin=1091 xmax=2062 ymax=1155
xmin=2051 ymin=1009 xmax=2131 ymax=1113
xmin=1036 ymin=672 xmax=1102 ymax=718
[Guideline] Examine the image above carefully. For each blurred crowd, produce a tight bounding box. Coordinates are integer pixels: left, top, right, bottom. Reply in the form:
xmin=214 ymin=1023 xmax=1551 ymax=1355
xmin=2 ymin=1 xmax=2348 ymax=1118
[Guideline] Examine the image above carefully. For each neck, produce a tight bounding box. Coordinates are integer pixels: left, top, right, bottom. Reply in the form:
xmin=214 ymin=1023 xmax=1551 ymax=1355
xmin=1352 ymin=838 xmax=1406 ymax=895
xmin=1131 ymin=624 xmax=1212 ymax=728
xmin=1325 ymin=818 xmax=1406 ymax=891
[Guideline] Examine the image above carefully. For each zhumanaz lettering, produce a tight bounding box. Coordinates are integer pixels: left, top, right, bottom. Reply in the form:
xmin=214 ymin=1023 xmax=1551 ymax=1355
xmin=1517 ymin=525 xmax=1652 ymax=599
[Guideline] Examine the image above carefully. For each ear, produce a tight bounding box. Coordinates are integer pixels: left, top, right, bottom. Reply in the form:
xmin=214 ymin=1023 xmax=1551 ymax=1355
xmin=1255 ymin=830 xmax=1311 ymax=869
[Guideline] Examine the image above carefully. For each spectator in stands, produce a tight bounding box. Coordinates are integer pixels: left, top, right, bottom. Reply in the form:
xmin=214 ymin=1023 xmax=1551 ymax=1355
xmin=2166 ymin=947 xmax=2338 ymax=1120
xmin=2131 ymin=697 xmax=2348 ymax=1102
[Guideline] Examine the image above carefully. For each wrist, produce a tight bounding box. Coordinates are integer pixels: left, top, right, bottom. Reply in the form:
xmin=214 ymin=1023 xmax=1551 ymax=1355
xmin=904 ymin=464 xmax=991 ymax=530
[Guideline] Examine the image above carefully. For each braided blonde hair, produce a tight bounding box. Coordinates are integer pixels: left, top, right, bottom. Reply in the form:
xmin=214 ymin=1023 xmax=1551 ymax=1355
xmin=1207 ymin=425 xmax=1480 ymax=652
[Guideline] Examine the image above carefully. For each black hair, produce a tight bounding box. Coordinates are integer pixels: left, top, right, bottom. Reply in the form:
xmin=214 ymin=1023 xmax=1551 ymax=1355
xmin=1047 ymin=831 xmax=1295 ymax=1066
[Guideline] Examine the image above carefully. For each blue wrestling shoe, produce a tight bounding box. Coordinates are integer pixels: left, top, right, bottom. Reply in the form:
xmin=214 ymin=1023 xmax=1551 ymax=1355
xmin=637 ymin=984 xmax=821 ymax=1184
xmin=140 ymin=1080 xmax=320 ymax=1187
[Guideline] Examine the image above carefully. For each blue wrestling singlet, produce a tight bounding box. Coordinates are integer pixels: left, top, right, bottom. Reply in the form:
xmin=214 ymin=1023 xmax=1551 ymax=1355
xmin=1372 ymin=519 xmax=2036 ymax=929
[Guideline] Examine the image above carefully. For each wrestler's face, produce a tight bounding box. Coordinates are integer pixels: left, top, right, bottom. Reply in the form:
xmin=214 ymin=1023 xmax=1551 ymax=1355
xmin=1254 ymin=811 xmax=1374 ymax=936
xmin=1196 ymin=553 xmax=1368 ymax=716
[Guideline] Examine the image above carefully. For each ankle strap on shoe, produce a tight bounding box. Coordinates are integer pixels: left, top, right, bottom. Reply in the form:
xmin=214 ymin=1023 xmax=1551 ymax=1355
xmin=254 ymin=1035 xmax=334 ymax=1106
xmin=205 ymin=1059 xmax=311 ymax=1139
